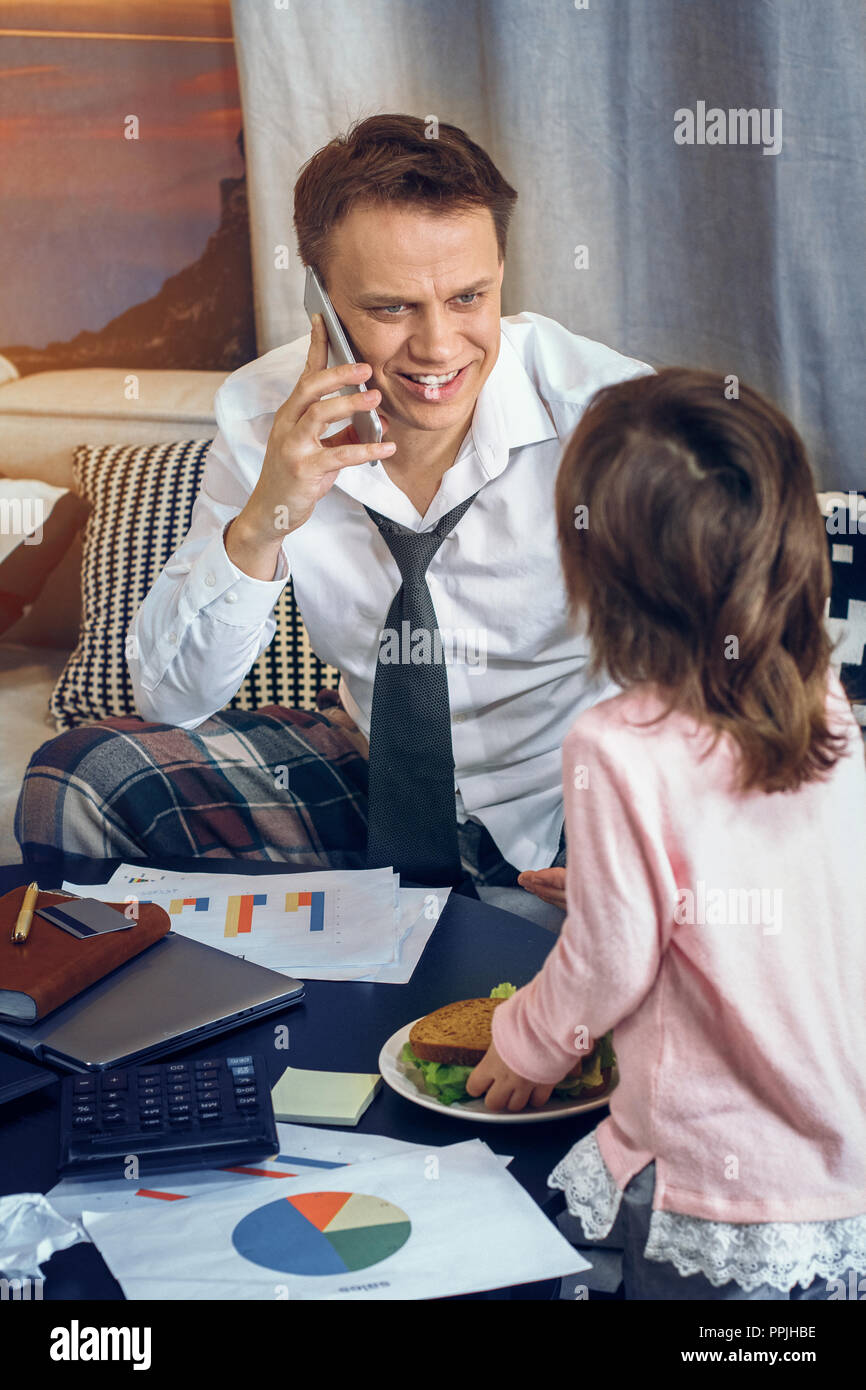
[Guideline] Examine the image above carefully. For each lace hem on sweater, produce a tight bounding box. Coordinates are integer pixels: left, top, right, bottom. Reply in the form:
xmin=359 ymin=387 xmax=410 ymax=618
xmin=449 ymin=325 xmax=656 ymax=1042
xmin=548 ymin=1130 xmax=866 ymax=1293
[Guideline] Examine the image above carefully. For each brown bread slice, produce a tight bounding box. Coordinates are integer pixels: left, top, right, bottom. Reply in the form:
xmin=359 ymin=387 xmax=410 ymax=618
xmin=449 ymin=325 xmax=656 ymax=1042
xmin=409 ymin=998 xmax=504 ymax=1066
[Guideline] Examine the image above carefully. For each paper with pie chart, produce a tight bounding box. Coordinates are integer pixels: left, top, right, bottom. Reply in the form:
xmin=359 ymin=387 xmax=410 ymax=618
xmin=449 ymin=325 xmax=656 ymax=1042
xmin=82 ymin=1140 xmax=588 ymax=1300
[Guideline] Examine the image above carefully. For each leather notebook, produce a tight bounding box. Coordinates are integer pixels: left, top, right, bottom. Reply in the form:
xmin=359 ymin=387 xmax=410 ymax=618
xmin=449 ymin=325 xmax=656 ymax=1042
xmin=0 ymin=885 xmax=170 ymax=1023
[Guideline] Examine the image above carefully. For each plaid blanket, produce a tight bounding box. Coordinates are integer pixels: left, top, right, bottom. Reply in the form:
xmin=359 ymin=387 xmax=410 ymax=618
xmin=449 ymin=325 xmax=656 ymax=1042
xmin=15 ymin=706 xmax=370 ymax=869
xmin=15 ymin=705 xmax=558 ymax=884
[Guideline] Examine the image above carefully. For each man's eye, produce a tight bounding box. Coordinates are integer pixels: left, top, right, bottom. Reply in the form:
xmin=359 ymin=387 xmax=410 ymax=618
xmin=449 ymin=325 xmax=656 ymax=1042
xmin=378 ymin=304 xmax=407 ymax=315
xmin=455 ymin=292 xmax=480 ymax=306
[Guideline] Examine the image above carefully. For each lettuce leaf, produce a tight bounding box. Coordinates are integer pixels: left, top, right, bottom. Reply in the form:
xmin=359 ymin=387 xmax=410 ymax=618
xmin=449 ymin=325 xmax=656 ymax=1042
xmin=400 ymin=1042 xmax=473 ymax=1105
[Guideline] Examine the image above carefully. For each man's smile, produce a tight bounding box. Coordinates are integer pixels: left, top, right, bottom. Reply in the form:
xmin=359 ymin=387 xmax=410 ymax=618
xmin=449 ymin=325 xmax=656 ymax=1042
xmin=392 ymin=361 xmax=474 ymax=402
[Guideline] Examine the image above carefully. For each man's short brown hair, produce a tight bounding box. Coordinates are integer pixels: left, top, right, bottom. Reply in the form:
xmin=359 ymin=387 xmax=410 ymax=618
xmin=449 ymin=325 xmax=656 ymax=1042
xmin=293 ymin=113 xmax=518 ymax=276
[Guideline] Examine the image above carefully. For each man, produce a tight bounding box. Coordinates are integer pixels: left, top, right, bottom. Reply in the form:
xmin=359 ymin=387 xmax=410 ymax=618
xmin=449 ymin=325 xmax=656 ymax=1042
xmin=16 ymin=114 xmax=650 ymax=920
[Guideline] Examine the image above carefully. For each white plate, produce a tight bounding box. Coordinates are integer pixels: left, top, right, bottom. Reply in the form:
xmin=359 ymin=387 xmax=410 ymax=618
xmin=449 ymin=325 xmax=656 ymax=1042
xmin=378 ymin=1019 xmax=618 ymax=1124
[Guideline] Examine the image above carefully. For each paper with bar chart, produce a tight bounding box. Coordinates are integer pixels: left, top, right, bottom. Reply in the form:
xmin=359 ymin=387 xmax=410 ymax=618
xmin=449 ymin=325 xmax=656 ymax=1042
xmin=63 ymin=865 xmax=449 ymax=982
xmin=62 ymin=867 xmax=400 ymax=972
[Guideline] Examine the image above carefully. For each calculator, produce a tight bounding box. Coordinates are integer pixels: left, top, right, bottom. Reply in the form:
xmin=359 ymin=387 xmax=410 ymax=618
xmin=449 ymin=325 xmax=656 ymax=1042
xmin=58 ymin=1054 xmax=279 ymax=1177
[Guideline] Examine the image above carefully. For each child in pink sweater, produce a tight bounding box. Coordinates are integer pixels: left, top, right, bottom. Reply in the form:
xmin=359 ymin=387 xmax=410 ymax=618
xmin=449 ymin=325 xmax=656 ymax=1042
xmin=466 ymin=368 xmax=866 ymax=1300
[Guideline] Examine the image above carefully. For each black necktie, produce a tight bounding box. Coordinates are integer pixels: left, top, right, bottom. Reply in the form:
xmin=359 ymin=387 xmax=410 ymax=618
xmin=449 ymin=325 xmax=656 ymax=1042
xmin=363 ymin=492 xmax=479 ymax=885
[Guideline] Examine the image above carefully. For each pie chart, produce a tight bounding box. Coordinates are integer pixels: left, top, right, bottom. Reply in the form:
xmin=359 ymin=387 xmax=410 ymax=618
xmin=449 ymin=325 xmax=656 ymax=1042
xmin=231 ymin=1190 xmax=412 ymax=1276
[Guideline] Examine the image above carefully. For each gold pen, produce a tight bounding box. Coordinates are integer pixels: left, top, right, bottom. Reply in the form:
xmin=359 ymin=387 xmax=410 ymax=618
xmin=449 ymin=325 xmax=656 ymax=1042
xmin=12 ymin=881 xmax=39 ymax=944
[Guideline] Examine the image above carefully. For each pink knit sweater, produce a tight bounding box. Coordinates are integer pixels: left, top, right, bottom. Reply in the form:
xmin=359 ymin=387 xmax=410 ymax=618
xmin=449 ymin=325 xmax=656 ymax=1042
xmin=492 ymin=672 xmax=866 ymax=1222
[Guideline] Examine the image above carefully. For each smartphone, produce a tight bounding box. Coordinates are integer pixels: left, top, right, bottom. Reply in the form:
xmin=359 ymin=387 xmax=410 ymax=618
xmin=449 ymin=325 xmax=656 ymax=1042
xmin=303 ymin=265 xmax=383 ymax=463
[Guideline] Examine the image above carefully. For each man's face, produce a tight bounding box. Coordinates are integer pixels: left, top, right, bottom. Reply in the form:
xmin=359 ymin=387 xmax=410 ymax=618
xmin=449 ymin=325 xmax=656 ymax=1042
xmin=321 ymin=203 xmax=504 ymax=437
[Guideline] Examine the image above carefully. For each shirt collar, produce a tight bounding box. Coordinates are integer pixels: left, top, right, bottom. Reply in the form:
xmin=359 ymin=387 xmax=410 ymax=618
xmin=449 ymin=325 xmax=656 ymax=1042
xmin=333 ymin=324 xmax=559 ymax=529
xmin=468 ymin=325 xmax=558 ymax=476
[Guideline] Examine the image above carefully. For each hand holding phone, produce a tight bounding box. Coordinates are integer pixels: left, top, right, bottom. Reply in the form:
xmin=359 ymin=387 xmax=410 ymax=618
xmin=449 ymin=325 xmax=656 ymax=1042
xmin=303 ymin=266 xmax=383 ymax=462
xmin=228 ymin=287 xmax=395 ymax=562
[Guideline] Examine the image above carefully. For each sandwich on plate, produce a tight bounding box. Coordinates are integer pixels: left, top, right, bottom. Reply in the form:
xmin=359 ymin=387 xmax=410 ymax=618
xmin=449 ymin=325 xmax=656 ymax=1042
xmin=401 ymin=983 xmax=615 ymax=1106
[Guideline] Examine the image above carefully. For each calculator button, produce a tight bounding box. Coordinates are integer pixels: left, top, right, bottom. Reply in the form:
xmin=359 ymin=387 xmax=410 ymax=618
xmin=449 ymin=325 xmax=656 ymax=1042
xmin=102 ymin=1072 xmax=127 ymax=1090
xmin=200 ymin=1110 xmax=221 ymax=1122
xmin=226 ymin=1056 xmax=253 ymax=1067
xmin=230 ymin=1067 xmax=255 ymax=1081
xmin=140 ymin=1117 xmax=163 ymax=1130
xmin=139 ymin=1099 xmax=161 ymax=1114
xmin=138 ymin=1085 xmax=161 ymax=1100
xmin=72 ymin=1101 xmax=96 ymax=1115
xmin=138 ymin=1066 xmax=161 ymax=1078
xmin=73 ymin=1077 xmax=96 ymax=1094
xmin=166 ymin=1063 xmax=188 ymax=1074
xmin=196 ymin=1069 xmax=219 ymax=1083
xmin=168 ymin=1114 xmax=191 ymax=1127
xmin=236 ymin=1095 xmax=258 ymax=1109
xmin=103 ymin=1111 xmax=126 ymax=1125
xmin=73 ymin=1115 xmax=96 ymax=1127
xmin=196 ymin=1079 xmax=219 ymax=1093
xmin=233 ymin=1084 xmax=257 ymax=1097
xmin=168 ymin=1103 xmax=191 ymax=1116
xmin=198 ymin=1099 xmax=220 ymax=1112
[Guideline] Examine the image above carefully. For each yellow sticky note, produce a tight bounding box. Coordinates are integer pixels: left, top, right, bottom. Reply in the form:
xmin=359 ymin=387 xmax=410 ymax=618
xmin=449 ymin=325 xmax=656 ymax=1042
xmin=270 ymin=1066 xmax=381 ymax=1127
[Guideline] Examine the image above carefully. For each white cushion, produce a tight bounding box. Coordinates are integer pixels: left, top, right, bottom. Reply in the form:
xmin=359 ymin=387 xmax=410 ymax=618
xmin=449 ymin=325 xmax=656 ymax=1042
xmin=0 ymin=367 xmax=226 ymax=490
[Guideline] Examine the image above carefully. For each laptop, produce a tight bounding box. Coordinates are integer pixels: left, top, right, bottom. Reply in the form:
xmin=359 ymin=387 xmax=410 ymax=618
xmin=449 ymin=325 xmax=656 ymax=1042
xmin=0 ymin=932 xmax=304 ymax=1073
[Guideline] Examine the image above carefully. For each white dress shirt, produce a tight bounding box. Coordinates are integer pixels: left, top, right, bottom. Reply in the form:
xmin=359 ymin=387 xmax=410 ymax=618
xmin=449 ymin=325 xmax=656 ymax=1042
xmin=129 ymin=311 xmax=651 ymax=870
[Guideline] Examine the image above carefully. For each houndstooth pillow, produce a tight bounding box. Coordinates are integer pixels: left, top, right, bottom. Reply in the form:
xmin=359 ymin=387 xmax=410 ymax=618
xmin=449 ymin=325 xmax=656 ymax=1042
xmin=49 ymin=439 xmax=339 ymax=731
xmin=818 ymin=490 xmax=866 ymax=731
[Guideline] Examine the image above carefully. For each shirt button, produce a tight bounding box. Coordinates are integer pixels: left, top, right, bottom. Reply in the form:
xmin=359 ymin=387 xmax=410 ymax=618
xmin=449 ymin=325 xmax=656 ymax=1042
xmin=167 ymin=632 xmax=177 ymax=645
xmin=204 ymin=572 xmax=216 ymax=587
xmin=453 ymin=713 xmax=467 ymax=724
xmin=224 ymin=591 xmax=238 ymax=604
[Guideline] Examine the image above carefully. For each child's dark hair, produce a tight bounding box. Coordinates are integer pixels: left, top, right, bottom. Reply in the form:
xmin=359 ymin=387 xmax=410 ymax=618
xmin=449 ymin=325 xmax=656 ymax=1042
xmin=555 ymin=367 xmax=850 ymax=794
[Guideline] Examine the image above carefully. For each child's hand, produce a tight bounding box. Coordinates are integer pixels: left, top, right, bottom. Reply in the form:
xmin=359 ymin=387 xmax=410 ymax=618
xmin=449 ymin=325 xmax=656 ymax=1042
xmin=518 ymin=867 xmax=567 ymax=910
xmin=465 ymin=1042 xmax=555 ymax=1112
